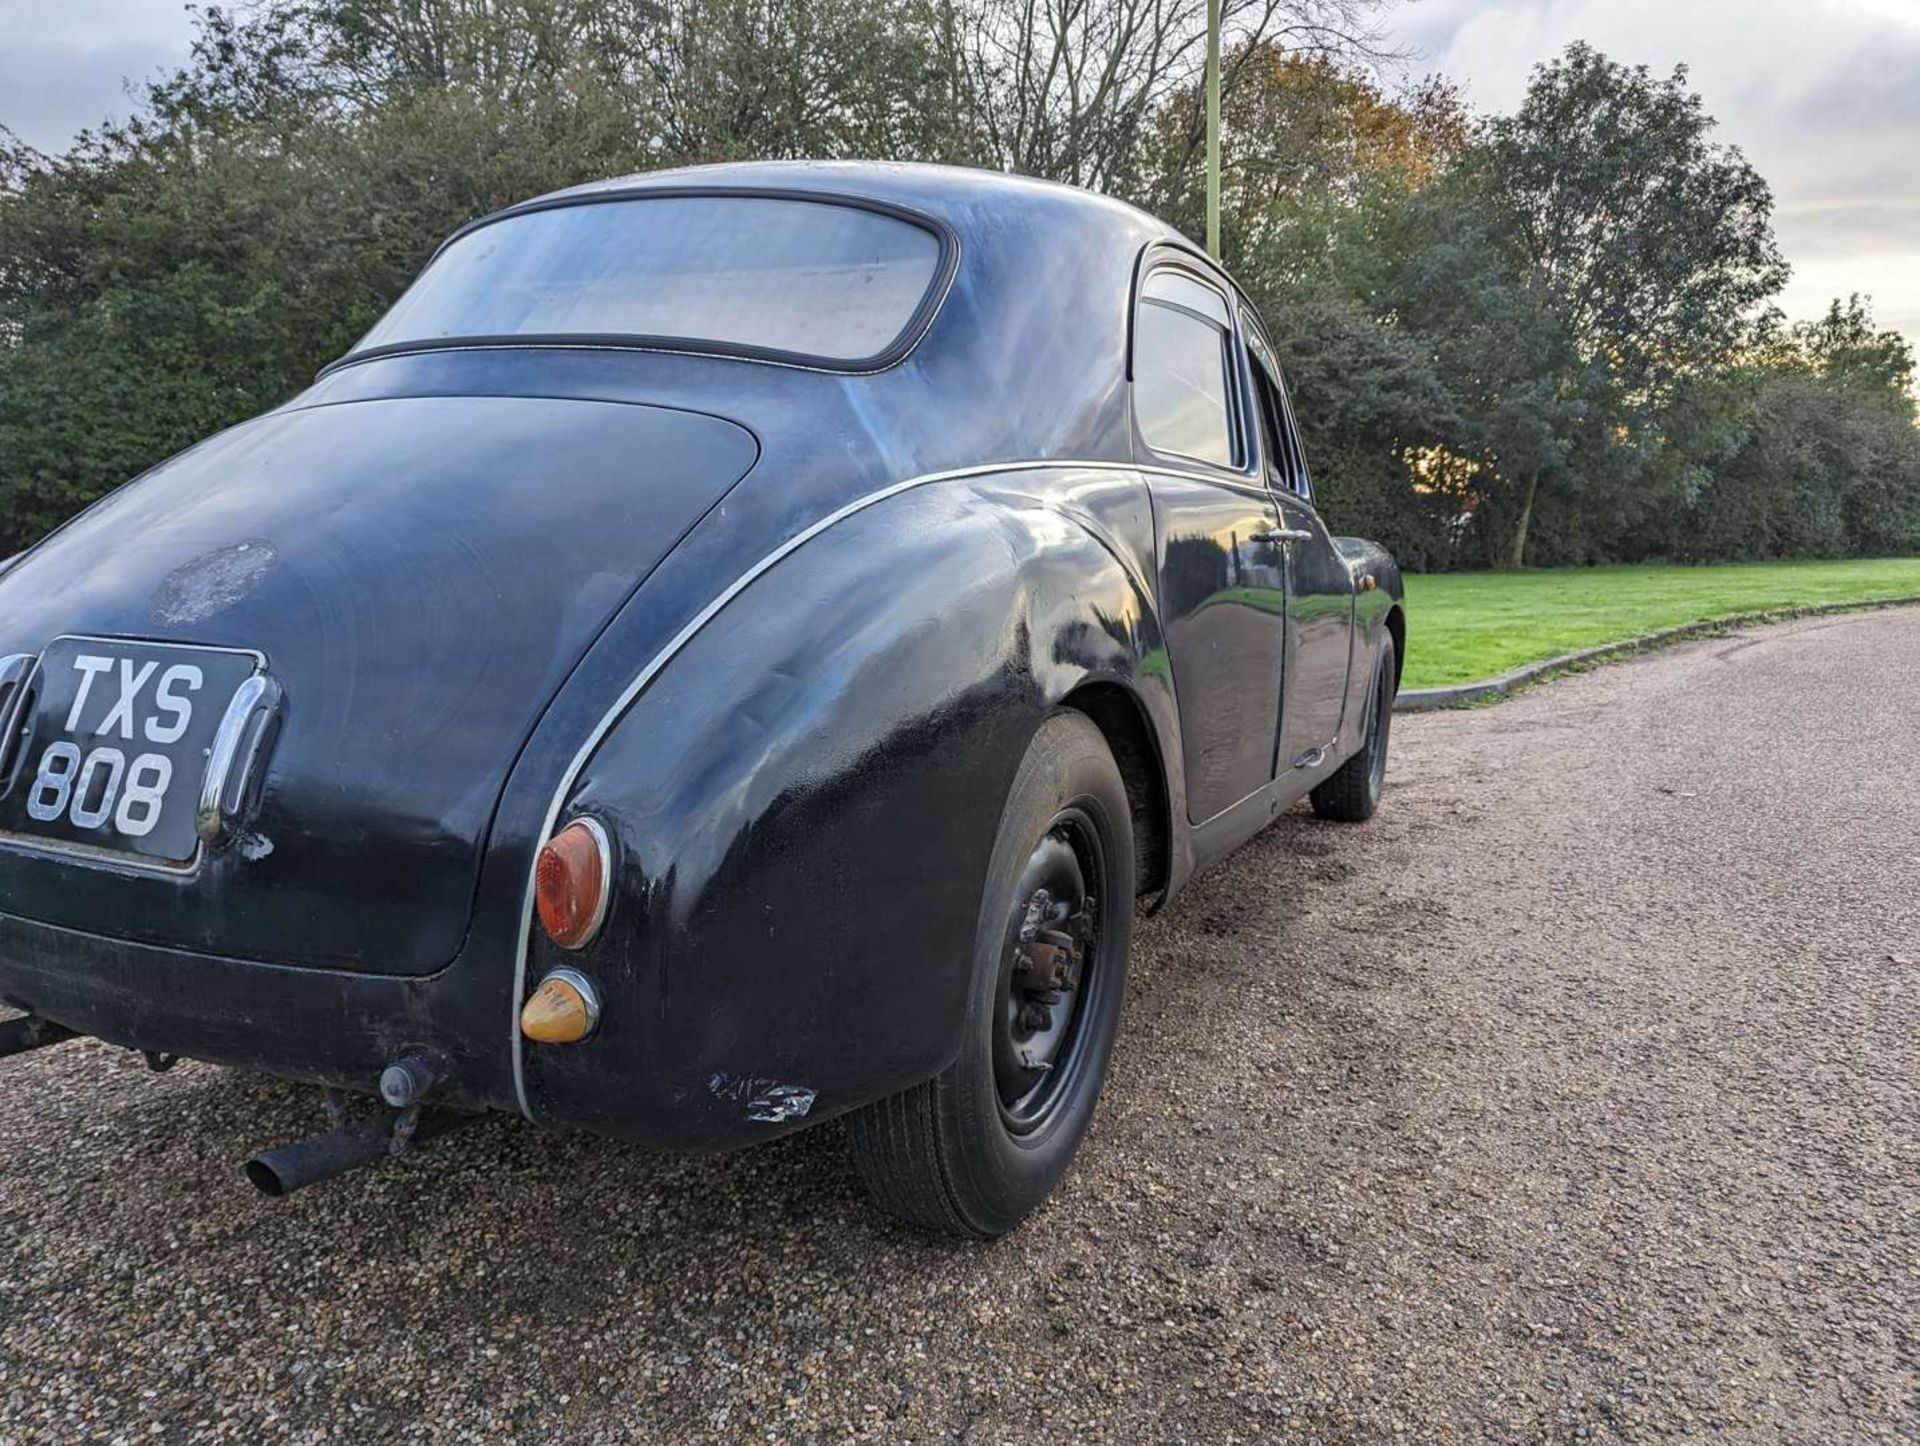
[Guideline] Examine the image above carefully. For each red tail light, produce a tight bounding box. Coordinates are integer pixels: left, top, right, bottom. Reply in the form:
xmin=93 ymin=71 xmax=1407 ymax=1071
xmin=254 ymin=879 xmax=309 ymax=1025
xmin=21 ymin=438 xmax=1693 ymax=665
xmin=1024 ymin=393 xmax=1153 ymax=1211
xmin=535 ymin=817 xmax=611 ymax=950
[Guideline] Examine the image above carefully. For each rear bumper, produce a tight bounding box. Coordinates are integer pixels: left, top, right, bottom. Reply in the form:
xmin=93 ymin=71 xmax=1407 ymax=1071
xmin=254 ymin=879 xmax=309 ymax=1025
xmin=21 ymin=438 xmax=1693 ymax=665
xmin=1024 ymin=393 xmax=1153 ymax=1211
xmin=0 ymin=911 xmax=854 ymax=1153
xmin=0 ymin=911 xmax=520 ymax=1115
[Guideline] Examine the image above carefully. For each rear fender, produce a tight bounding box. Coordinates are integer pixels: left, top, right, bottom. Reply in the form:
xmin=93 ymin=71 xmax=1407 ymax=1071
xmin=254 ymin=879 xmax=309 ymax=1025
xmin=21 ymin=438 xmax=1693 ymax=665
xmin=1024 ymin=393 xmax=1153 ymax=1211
xmin=1331 ymin=537 xmax=1404 ymax=752
xmin=519 ymin=467 xmax=1181 ymax=1144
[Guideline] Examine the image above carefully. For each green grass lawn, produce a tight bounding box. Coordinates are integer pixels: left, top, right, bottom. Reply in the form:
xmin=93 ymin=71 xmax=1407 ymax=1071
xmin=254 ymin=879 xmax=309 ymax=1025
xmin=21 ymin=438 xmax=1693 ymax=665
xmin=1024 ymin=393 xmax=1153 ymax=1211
xmin=1401 ymin=558 xmax=1920 ymax=689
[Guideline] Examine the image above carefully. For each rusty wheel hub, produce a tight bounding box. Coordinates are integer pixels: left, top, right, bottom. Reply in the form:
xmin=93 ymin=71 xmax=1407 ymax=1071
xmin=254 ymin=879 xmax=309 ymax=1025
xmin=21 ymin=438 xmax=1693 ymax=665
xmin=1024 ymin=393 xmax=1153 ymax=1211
xmin=994 ymin=823 xmax=1101 ymax=1131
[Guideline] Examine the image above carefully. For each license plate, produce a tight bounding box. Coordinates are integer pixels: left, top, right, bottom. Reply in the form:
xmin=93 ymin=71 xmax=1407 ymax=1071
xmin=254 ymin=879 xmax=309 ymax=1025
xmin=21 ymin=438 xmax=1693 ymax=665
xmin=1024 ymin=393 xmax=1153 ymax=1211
xmin=0 ymin=637 xmax=263 ymax=867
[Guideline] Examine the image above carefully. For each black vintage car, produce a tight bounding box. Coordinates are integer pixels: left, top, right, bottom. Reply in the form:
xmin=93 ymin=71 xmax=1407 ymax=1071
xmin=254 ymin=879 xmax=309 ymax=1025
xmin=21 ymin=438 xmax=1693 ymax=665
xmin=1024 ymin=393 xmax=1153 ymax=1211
xmin=0 ymin=162 xmax=1403 ymax=1236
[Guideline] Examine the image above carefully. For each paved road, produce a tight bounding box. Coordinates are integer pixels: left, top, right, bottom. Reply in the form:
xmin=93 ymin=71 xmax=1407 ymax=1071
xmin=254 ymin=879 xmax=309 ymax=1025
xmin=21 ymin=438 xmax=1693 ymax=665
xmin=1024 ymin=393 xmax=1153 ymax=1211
xmin=2 ymin=611 xmax=1915 ymax=1443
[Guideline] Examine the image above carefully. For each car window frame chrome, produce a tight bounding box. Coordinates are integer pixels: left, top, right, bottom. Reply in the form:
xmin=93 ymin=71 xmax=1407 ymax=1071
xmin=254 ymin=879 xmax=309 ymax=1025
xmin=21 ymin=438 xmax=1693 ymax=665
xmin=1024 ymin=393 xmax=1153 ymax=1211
xmin=1237 ymin=300 xmax=1317 ymax=506
xmin=1127 ymin=244 xmax=1262 ymax=483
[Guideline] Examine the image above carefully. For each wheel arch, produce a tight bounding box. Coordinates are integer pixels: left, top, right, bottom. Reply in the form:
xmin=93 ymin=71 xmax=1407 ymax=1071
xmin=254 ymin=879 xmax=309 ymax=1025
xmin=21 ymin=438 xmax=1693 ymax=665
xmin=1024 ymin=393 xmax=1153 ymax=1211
xmin=1058 ymin=679 xmax=1172 ymax=903
xmin=1384 ymin=603 xmax=1406 ymax=692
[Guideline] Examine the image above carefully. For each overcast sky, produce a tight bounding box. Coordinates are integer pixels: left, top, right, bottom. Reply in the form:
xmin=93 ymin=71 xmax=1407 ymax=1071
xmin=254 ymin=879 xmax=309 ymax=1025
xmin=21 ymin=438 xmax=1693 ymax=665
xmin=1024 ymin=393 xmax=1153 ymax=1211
xmin=3 ymin=0 xmax=1917 ymax=348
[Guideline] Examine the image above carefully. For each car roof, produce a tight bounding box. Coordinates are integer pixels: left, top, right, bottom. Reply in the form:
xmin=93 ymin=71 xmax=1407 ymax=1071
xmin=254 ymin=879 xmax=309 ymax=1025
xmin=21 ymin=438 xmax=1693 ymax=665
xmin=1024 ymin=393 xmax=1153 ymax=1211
xmin=535 ymin=160 xmax=1185 ymax=246
xmin=323 ymin=163 xmax=1227 ymax=474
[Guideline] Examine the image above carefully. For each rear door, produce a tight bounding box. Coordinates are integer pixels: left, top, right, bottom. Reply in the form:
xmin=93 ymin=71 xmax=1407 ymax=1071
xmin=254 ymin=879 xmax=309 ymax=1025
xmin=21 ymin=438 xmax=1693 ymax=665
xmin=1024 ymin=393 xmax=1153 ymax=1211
xmin=1133 ymin=262 xmax=1289 ymax=824
xmin=1243 ymin=320 xmax=1355 ymax=770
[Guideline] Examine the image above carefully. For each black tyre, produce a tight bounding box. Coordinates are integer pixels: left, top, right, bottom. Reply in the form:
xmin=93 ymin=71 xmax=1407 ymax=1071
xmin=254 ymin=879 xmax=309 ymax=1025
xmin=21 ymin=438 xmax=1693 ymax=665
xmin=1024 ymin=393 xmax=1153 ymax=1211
xmin=849 ymin=710 xmax=1136 ymax=1237
xmin=1309 ymin=633 xmax=1396 ymax=823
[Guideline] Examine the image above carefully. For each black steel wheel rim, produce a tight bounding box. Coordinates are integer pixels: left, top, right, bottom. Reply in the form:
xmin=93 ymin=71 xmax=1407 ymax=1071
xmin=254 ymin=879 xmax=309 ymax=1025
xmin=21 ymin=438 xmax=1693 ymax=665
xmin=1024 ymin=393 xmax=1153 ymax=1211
xmin=992 ymin=806 xmax=1107 ymax=1136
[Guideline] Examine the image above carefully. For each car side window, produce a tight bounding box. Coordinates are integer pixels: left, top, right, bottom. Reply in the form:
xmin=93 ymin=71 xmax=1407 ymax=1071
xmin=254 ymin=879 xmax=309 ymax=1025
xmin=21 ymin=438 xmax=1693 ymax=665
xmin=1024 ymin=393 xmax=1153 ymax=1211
xmin=1134 ymin=268 xmax=1241 ymax=470
xmin=1248 ymin=350 xmax=1291 ymax=488
xmin=1245 ymin=326 xmax=1311 ymax=500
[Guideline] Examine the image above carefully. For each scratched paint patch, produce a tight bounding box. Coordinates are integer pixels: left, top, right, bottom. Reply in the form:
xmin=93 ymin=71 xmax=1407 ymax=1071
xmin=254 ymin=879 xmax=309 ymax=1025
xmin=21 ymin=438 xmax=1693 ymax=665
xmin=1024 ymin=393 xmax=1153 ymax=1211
xmin=235 ymin=831 xmax=274 ymax=861
xmin=150 ymin=540 xmax=277 ymax=626
xmin=708 ymin=1072 xmax=818 ymax=1123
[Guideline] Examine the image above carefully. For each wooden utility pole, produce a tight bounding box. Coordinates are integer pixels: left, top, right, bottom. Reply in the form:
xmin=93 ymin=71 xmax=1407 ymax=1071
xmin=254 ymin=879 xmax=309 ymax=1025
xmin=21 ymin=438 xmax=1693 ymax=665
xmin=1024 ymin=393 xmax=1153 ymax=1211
xmin=1205 ymin=0 xmax=1222 ymax=256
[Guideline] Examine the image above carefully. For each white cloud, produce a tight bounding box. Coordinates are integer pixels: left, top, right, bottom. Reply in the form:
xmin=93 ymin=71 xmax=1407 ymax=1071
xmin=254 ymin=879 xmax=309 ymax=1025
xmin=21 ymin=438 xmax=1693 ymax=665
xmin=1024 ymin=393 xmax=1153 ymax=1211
xmin=1840 ymin=0 xmax=1920 ymax=29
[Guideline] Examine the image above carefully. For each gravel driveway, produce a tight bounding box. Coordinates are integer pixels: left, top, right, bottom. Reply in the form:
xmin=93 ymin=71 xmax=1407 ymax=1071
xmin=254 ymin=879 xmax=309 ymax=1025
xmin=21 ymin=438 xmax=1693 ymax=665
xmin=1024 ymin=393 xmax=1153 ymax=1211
xmin=2 ymin=610 xmax=1916 ymax=1444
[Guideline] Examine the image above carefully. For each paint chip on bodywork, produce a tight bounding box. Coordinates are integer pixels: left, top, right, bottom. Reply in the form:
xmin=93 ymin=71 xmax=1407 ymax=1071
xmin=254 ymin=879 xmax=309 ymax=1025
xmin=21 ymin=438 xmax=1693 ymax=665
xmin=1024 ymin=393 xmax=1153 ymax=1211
xmin=150 ymin=539 xmax=278 ymax=626
xmin=708 ymin=1073 xmax=818 ymax=1123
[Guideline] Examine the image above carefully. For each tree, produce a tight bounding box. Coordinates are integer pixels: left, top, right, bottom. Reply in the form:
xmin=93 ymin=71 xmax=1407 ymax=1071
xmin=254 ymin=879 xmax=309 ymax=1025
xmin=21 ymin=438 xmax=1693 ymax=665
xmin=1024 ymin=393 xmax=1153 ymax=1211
xmin=1470 ymin=42 xmax=1789 ymax=565
xmin=1261 ymin=293 xmax=1464 ymax=567
xmin=4 ymin=11 xmax=1910 ymax=568
xmin=605 ymin=0 xmax=983 ymax=165
xmin=1141 ymin=46 xmax=1463 ymax=267
xmin=1784 ymin=294 xmax=1916 ymax=398
xmin=1670 ymin=296 xmax=1920 ymax=561
xmin=956 ymin=0 xmax=1403 ymax=198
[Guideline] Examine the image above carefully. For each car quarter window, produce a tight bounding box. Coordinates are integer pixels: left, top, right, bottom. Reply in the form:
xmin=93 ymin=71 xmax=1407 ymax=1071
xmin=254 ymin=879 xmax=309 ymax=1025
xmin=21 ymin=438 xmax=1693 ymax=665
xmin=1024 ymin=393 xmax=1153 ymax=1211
xmin=1245 ymin=325 xmax=1311 ymax=500
xmin=1133 ymin=267 xmax=1242 ymax=470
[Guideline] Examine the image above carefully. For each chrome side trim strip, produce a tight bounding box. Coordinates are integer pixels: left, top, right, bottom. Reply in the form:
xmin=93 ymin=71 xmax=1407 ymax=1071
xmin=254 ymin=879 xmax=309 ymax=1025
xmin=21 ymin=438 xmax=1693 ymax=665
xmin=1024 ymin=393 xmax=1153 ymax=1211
xmin=508 ymin=456 xmax=1175 ymax=1117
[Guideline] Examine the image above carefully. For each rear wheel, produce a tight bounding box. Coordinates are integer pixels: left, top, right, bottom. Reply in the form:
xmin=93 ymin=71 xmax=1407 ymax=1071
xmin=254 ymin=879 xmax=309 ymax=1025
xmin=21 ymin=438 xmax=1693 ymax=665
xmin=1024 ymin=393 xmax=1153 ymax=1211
xmin=849 ymin=711 xmax=1135 ymax=1237
xmin=1310 ymin=633 xmax=1396 ymax=823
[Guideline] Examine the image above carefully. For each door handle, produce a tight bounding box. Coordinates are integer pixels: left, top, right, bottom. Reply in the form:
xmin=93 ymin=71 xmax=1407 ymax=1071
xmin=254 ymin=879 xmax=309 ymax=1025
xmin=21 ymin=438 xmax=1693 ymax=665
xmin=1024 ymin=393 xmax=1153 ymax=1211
xmin=1253 ymin=528 xmax=1312 ymax=544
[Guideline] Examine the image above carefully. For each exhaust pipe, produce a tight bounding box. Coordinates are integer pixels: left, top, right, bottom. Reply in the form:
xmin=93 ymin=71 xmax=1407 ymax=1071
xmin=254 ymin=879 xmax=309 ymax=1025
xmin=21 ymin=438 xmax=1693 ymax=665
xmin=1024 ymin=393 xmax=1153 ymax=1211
xmin=0 ymin=1014 xmax=77 ymax=1061
xmin=245 ymin=1108 xmax=473 ymax=1198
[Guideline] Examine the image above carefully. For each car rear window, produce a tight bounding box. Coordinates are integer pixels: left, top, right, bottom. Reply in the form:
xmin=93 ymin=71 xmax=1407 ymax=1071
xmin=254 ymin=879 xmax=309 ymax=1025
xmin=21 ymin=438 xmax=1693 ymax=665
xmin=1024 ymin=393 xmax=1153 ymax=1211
xmin=353 ymin=194 xmax=947 ymax=367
